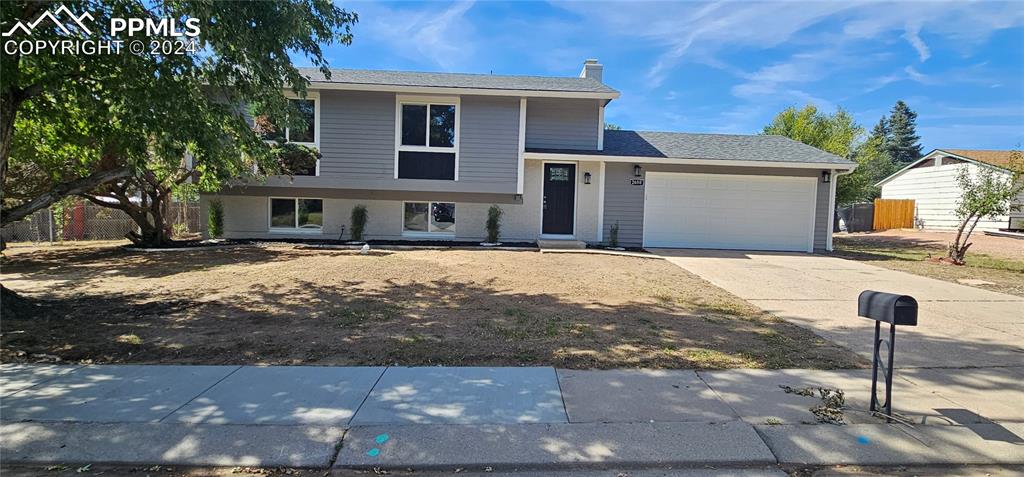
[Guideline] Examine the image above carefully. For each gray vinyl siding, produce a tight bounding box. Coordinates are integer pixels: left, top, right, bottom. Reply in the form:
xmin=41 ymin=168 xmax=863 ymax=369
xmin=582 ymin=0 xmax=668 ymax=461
xmin=602 ymin=163 xmax=645 ymax=246
xmin=602 ymin=163 xmax=831 ymax=249
xmin=319 ymin=90 xmax=396 ymax=178
xmin=248 ymin=90 xmax=522 ymax=194
xmin=525 ymin=98 xmax=599 ymax=150
xmin=459 ymin=96 xmax=520 ymax=184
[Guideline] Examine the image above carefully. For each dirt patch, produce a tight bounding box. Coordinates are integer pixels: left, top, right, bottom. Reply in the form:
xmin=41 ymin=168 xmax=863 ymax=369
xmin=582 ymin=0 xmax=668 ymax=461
xmin=0 ymin=244 xmax=863 ymax=369
xmin=834 ymin=232 xmax=1024 ymax=297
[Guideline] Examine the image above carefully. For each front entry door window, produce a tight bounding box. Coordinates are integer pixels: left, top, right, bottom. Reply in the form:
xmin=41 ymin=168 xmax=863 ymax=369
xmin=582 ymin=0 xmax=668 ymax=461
xmin=542 ymin=163 xmax=576 ymax=235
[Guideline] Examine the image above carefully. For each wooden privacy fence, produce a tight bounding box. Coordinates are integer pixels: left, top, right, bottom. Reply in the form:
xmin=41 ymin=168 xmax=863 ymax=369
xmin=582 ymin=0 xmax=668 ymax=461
xmin=872 ymin=199 xmax=915 ymax=230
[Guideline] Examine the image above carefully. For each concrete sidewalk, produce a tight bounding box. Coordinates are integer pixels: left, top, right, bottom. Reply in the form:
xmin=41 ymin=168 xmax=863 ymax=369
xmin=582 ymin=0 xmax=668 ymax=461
xmin=1 ymin=364 xmax=1022 ymax=470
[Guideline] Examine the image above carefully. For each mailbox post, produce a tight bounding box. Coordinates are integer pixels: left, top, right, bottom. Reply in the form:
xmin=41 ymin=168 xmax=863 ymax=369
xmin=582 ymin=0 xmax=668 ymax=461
xmin=857 ymin=290 xmax=918 ymax=421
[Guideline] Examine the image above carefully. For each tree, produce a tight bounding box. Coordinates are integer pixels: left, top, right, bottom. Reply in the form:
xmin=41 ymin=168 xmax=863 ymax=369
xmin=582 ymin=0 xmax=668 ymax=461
xmin=886 ymin=100 xmax=922 ymax=165
xmin=947 ymin=151 xmax=1023 ymax=264
xmin=1 ymin=1 xmax=358 ymax=247
xmin=871 ymin=116 xmax=890 ymax=152
xmin=605 ymin=123 xmax=623 ymax=130
xmin=762 ymin=104 xmax=862 ymax=158
xmin=835 ymin=135 xmax=897 ymax=205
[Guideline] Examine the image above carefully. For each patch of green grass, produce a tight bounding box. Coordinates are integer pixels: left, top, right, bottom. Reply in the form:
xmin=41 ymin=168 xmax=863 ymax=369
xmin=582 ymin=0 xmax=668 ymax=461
xmin=683 ymin=348 xmax=753 ymax=368
xmin=502 ymin=306 xmax=531 ymax=319
xmin=837 ymin=242 xmax=1024 ymax=272
xmin=332 ymin=301 xmax=401 ymax=326
xmin=116 ymin=334 xmax=142 ymax=345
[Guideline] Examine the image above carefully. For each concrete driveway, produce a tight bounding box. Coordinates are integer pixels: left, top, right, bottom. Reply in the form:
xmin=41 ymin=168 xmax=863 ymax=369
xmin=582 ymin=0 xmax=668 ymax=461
xmin=653 ymin=249 xmax=1024 ymax=368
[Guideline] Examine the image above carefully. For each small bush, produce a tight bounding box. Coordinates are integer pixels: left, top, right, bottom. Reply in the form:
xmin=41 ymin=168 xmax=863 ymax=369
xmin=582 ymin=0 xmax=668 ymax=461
xmin=609 ymin=221 xmax=620 ymax=247
xmin=350 ymin=204 xmax=368 ymax=242
xmin=485 ymin=204 xmax=503 ymax=243
xmin=208 ymin=199 xmax=224 ymax=238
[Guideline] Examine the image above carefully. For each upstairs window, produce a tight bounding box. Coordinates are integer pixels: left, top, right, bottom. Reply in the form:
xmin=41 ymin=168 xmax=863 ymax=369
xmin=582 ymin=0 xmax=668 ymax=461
xmin=259 ymin=99 xmax=317 ymax=145
xmin=396 ymin=97 xmax=458 ymax=181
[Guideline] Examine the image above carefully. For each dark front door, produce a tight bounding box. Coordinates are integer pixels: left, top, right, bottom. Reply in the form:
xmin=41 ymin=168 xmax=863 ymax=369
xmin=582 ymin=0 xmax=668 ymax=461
xmin=542 ymin=163 xmax=576 ymax=235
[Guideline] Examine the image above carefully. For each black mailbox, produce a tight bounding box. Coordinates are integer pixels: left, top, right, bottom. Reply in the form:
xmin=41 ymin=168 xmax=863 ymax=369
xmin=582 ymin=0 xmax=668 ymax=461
xmin=858 ymin=291 xmax=918 ymax=326
xmin=857 ymin=290 xmax=919 ymax=421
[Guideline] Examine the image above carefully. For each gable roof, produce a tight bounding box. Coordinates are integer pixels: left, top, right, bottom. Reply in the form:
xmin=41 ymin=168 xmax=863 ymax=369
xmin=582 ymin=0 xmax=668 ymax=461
xmin=941 ymin=149 xmax=1018 ymax=169
xmin=527 ymin=130 xmax=854 ymax=166
xmin=298 ymin=67 xmax=619 ymax=98
xmin=876 ymin=148 xmax=1020 ymax=186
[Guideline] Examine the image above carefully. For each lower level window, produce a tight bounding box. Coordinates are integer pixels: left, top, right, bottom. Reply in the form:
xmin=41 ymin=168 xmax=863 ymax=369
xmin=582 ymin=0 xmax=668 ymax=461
xmin=403 ymin=202 xmax=455 ymax=234
xmin=270 ymin=198 xmax=323 ymax=230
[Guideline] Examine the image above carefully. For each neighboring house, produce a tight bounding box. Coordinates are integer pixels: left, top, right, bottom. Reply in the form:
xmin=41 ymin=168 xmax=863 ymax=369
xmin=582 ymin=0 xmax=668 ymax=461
xmin=202 ymin=59 xmax=855 ymax=252
xmin=877 ymin=149 xmax=1023 ymax=232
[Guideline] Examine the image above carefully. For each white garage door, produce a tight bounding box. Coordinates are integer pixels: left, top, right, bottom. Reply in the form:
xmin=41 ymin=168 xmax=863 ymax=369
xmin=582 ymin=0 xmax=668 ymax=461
xmin=643 ymin=172 xmax=817 ymax=252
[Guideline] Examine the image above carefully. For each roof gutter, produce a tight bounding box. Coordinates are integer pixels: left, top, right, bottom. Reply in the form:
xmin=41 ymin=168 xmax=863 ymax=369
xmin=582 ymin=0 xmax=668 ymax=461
xmin=307 ymin=81 xmax=621 ymax=100
xmin=524 ymin=151 xmax=857 ymax=170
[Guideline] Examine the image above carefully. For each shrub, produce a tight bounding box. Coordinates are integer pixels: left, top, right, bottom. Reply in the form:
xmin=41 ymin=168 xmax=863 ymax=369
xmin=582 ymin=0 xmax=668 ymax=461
xmin=485 ymin=205 xmax=503 ymax=243
xmin=208 ymin=199 xmax=224 ymax=238
xmin=609 ymin=221 xmax=620 ymax=248
xmin=350 ymin=204 xmax=368 ymax=242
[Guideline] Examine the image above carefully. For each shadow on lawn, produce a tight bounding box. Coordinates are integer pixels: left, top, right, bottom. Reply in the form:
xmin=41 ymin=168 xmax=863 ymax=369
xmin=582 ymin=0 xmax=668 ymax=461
xmin=1 ymin=274 xmax=867 ymax=370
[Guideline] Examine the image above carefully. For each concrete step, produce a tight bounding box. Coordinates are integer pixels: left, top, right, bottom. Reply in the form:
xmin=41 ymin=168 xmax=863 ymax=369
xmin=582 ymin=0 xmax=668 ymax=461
xmin=537 ymin=239 xmax=587 ymax=250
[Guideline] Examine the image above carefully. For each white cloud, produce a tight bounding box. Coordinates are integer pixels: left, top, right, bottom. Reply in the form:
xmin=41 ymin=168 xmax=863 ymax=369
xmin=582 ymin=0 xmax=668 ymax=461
xmin=351 ymin=1 xmax=477 ymax=70
xmin=902 ymin=21 xmax=930 ymax=62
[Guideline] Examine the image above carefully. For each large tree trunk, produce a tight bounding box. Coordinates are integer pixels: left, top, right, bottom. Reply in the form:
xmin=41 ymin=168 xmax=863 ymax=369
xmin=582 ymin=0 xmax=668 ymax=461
xmin=82 ymin=171 xmax=181 ymax=248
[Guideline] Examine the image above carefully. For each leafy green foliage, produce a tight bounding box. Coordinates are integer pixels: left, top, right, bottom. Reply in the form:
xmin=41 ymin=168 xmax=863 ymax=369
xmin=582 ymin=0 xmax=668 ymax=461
xmin=836 ymin=135 xmax=898 ymax=206
xmin=208 ymin=199 xmax=224 ymax=238
xmin=761 ymin=105 xmax=862 ymax=158
xmin=485 ymin=204 xmax=503 ymax=243
xmin=886 ymin=101 xmax=923 ymax=165
xmin=1 ymin=0 xmax=358 ymax=237
xmin=350 ymin=204 xmax=368 ymax=242
xmin=605 ymin=123 xmax=623 ymax=131
xmin=268 ymin=142 xmax=321 ymax=176
xmin=948 ymin=151 xmax=1023 ymax=263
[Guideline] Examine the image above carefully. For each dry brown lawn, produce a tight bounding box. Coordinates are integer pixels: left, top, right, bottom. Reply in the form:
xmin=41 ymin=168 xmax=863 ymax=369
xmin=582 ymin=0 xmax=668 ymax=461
xmin=833 ymin=230 xmax=1024 ymax=297
xmin=0 ymin=244 xmax=861 ymax=369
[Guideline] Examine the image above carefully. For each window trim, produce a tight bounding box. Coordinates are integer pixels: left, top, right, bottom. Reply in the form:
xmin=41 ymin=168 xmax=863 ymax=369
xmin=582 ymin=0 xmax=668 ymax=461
xmin=268 ymin=196 xmax=325 ymax=233
xmin=394 ymin=94 xmax=460 ymax=181
xmin=276 ymin=91 xmax=321 ymax=176
xmin=401 ymin=200 xmax=457 ymax=238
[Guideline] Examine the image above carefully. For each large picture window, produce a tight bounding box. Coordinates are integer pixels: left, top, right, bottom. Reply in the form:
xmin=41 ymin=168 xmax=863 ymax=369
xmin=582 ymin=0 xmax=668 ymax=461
xmin=270 ymin=198 xmax=323 ymax=231
xmin=403 ymin=202 xmax=456 ymax=235
xmin=397 ymin=97 xmax=458 ymax=181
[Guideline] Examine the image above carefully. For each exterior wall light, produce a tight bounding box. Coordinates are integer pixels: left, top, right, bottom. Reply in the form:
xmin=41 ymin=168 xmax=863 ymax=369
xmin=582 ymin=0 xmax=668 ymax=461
xmin=634 ymin=165 xmax=642 ymax=177
xmin=822 ymin=170 xmax=831 ymax=183
xmin=583 ymin=172 xmax=592 ymax=184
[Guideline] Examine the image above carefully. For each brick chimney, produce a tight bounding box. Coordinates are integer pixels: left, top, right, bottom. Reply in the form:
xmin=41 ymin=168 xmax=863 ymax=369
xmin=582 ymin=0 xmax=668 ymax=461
xmin=579 ymin=59 xmax=603 ymax=82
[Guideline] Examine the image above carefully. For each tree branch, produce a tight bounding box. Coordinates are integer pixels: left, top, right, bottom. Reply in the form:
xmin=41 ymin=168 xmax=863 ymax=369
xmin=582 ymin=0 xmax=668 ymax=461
xmin=1 ymin=167 xmax=132 ymax=225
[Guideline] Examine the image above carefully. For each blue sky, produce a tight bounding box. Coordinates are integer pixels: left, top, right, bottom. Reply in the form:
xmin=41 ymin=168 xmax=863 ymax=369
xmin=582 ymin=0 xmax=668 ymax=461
xmin=314 ymin=1 xmax=1024 ymax=151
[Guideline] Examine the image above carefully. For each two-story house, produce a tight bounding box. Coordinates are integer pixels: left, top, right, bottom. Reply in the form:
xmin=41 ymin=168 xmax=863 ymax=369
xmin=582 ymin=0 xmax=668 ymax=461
xmin=202 ymin=60 xmax=855 ymax=252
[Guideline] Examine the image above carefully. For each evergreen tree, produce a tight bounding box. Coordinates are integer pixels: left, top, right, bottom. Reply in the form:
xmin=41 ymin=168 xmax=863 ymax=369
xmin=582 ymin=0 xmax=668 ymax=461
xmin=886 ymin=101 xmax=923 ymax=165
xmin=871 ymin=116 xmax=889 ymax=142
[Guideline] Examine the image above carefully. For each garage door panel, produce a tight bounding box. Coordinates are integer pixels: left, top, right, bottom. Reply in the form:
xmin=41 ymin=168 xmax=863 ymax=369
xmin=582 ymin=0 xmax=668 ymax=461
xmin=643 ymin=172 xmax=816 ymax=252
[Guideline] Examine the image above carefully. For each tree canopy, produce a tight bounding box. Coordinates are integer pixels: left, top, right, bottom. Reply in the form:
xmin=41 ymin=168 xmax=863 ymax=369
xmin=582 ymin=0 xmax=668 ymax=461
xmin=761 ymin=104 xmax=861 ymax=158
xmin=1 ymin=0 xmax=358 ymax=238
xmin=885 ymin=100 xmax=923 ymax=165
xmin=762 ymin=104 xmax=904 ymax=206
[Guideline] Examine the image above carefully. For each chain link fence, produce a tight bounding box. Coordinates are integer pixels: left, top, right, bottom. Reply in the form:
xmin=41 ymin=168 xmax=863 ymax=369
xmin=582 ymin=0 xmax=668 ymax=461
xmin=1 ymin=201 xmax=201 ymax=244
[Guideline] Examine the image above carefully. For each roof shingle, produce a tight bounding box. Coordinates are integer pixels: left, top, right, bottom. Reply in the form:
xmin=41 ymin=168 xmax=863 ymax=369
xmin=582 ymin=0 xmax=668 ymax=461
xmin=299 ymin=67 xmax=618 ymax=95
xmin=941 ymin=149 xmax=1021 ymax=169
xmin=529 ymin=130 xmax=853 ymax=165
